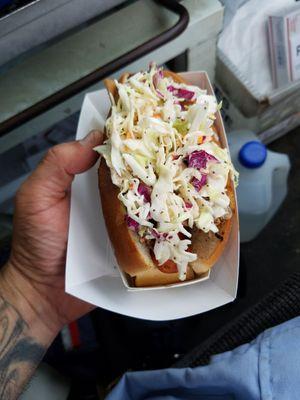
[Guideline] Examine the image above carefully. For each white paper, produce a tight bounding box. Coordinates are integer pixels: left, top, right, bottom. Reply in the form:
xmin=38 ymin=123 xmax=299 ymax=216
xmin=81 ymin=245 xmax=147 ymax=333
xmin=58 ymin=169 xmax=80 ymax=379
xmin=66 ymin=72 xmax=240 ymax=321
xmin=218 ymin=0 xmax=296 ymax=99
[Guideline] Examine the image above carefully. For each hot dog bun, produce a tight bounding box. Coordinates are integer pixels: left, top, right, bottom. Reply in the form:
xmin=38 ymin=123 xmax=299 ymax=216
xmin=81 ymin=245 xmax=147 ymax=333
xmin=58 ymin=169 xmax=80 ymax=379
xmin=189 ymin=186 xmax=235 ymax=274
xmin=99 ymin=159 xmax=156 ymax=277
xmin=98 ymin=70 xmax=235 ymax=286
xmin=99 ymin=74 xmax=157 ymax=278
xmin=134 ymin=265 xmax=195 ymax=287
xmin=161 ymin=71 xmax=235 ymax=276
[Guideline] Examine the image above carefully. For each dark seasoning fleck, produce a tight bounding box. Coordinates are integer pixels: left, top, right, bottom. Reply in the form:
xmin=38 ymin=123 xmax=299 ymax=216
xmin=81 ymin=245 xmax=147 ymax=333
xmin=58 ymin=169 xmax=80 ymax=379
xmin=215 ymin=233 xmax=224 ymax=241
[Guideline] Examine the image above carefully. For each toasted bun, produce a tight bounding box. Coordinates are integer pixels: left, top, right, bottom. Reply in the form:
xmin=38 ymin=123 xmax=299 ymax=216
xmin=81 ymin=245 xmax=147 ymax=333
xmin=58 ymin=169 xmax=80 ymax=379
xmin=134 ymin=265 xmax=195 ymax=287
xmin=99 ymin=77 xmax=156 ymax=277
xmin=98 ymin=70 xmax=235 ymax=286
xmin=163 ymin=71 xmax=235 ymax=274
xmin=99 ymin=159 xmax=156 ymax=277
xmin=189 ymin=183 xmax=235 ymax=274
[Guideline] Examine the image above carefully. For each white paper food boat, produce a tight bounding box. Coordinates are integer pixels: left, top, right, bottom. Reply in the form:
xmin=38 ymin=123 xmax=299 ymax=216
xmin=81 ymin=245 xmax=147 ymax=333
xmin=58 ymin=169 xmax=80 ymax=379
xmin=65 ymin=71 xmax=240 ymax=321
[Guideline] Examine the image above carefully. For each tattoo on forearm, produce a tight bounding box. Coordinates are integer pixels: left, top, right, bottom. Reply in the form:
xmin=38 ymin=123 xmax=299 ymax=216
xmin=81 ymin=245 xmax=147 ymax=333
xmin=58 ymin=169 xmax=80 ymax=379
xmin=0 ymin=295 xmax=46 ymax=400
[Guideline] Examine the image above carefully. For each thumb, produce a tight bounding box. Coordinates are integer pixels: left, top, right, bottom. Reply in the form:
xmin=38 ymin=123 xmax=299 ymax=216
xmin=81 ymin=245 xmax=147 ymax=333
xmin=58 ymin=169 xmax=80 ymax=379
xmin=43 ymin=129 xmax=103 ymax=174
xmin=18 ymin=130 xmax=103 ymax=205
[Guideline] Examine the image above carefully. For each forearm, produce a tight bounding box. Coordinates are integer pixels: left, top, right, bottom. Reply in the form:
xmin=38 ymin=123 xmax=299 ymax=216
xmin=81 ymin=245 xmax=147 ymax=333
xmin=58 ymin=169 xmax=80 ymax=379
xmin=0 ymin=265 xmax=57 ymax=400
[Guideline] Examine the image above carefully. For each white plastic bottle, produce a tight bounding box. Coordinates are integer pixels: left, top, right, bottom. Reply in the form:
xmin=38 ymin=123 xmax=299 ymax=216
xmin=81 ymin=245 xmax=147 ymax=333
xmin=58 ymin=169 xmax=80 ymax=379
xmin=227 ymin=130 xmax=290 ymax=243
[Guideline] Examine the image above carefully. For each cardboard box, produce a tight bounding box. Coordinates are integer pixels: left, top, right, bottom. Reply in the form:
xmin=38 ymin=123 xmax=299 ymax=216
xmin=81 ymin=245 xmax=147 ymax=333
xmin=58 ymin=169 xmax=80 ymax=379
xmin=65 ymin=71 xmax=240 ymax=321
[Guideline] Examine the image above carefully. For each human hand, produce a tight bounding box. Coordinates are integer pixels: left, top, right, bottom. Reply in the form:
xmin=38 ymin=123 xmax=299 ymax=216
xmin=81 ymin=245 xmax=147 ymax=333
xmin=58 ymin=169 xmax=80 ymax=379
xmin=0 ymin=130 xmax=103 ymax=340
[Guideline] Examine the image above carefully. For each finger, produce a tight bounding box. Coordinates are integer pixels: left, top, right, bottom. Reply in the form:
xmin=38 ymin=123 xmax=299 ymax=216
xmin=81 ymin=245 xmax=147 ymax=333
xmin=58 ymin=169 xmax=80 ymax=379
xmin=20 ymin=130 xmax=103 ymax=200
xmin=45 ymin=129 xmax=103 ymax=174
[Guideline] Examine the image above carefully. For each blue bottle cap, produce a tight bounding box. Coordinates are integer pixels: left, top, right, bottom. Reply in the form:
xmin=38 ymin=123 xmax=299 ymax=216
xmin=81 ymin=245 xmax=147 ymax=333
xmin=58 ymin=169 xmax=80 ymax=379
xmin=238 ymin=141 xmax=267 ymax=168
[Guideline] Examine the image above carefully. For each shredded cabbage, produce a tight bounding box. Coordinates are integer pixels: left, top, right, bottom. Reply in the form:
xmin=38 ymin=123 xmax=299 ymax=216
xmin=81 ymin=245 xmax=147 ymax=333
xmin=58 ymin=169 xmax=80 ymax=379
xmin=94 ymin=63 xmax=238 ymax=281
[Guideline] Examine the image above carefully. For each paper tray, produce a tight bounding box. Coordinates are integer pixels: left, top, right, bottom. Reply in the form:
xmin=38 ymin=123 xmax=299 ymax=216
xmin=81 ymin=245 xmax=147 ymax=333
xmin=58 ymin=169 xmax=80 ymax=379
xmin=65 ymin=71 xmax=240 ymax=320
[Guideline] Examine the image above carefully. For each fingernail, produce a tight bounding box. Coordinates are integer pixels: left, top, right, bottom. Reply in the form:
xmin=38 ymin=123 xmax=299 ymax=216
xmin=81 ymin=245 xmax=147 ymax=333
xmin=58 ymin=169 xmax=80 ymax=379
xmin=80 ymin=130 xmax=103 ymax=146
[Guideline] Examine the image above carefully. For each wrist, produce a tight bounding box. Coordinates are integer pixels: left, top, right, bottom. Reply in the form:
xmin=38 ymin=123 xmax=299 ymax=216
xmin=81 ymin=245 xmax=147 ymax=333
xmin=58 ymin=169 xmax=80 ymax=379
xmin=0 ymin=262 xmax=60 ymax=346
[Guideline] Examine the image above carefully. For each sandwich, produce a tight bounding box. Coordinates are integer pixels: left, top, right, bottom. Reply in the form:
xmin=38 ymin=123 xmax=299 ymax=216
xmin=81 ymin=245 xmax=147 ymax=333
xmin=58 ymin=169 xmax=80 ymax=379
xmin=94 ymin=63 xmax=238 ymax=287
